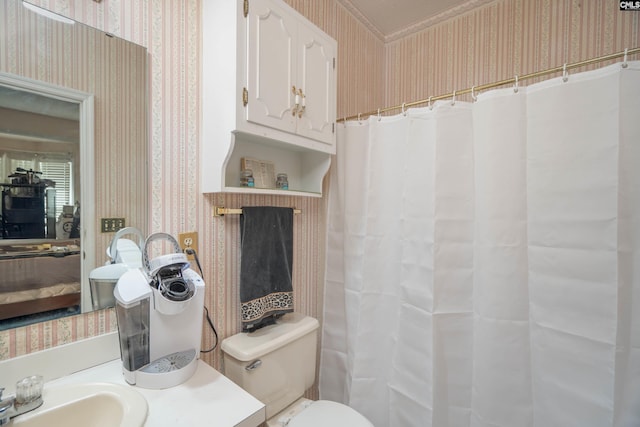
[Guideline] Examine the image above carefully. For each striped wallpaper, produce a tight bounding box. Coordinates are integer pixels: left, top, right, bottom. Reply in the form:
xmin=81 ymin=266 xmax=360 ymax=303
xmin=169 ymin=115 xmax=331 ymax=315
xmin=1 ymin=1 xmax=638 ymax=395
xmin=384 ymin=0 xmax=640 ymax=110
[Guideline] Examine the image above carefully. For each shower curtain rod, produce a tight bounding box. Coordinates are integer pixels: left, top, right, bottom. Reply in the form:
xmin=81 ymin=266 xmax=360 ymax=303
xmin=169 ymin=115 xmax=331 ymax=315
xmin=337 ymin=46 xmax=640 ymax=123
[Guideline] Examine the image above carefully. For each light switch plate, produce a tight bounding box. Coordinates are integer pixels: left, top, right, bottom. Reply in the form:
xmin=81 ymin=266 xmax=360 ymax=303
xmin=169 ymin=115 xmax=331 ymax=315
xmin=101 ymin=218 xmax=125 ymax=233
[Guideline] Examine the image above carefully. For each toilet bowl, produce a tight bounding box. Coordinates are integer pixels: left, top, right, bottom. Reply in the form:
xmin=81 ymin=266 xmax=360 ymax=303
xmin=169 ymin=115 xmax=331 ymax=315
xmin=221 ymin=313 xmax=372 ymax=427
xmin=267 ymin=397 xmax=372 ymax=427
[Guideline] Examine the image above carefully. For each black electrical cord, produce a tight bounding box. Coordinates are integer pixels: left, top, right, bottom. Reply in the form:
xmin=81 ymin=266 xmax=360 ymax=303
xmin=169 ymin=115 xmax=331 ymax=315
xmin=201 ymin=306 xmax=219 ymax=353
xmin=184 ymin=247 xmax=219 ymax=353
xmin=185 ymin=247 xmax=205 ymax=278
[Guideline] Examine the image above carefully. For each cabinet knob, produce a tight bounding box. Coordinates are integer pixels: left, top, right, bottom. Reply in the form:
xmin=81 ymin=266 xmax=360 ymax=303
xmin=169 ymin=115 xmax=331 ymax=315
xmin=292 ymin=87 xmax=305 ymax=118
xmin=298 ymin=89 xmax=306 ymax=118
xmin=292 ymin=86 xmax=299 ymax=116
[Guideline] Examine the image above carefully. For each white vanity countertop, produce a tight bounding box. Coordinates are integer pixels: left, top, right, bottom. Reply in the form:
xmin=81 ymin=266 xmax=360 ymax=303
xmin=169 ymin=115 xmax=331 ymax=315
xmin=0 ymin=333 xmax=265 ymax=426
xmin=46 ymin=359 xmax=266 ymax=427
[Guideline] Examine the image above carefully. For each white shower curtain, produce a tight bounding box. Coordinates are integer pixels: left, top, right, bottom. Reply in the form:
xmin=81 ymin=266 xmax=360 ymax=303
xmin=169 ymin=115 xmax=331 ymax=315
xmin=320 ymin=61 xmax=640 ymax=427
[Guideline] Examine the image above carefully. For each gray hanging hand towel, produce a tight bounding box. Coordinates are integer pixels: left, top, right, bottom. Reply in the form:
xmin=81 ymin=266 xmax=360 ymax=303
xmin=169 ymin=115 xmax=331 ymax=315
xmin=240 ymin=206 xmax=294 ymax=331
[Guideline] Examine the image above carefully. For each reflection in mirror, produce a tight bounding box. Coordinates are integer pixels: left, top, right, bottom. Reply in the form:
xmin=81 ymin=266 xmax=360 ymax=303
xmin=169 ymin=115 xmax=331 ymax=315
xmin=0 ymin=85 xmax=80 ymax=241
xmin=0 ymin=0 xmax=148 ymax=331
xmin=0 ymin=72 xmax=93 ymax=330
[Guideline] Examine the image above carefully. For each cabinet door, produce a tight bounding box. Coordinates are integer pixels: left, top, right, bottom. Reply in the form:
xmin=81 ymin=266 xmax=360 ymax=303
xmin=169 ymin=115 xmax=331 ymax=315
xmin=295 ymin=23 xmax=336 ymax=146
xmin=246 ymin=0 xmax=297 ymax=134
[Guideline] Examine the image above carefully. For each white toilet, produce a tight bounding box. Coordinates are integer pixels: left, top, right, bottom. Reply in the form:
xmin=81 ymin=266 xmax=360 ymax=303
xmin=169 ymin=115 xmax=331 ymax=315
xmin=221 ymin=313 xmax=373 ymax=427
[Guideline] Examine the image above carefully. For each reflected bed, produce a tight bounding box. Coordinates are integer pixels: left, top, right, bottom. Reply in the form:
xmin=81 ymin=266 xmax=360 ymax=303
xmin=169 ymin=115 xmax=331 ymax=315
xmin=0 ymin=244 xmax=81 ymax=322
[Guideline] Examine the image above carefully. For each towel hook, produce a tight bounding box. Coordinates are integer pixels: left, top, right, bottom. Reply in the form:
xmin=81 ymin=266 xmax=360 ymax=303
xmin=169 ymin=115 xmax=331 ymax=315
xmin=451 ymin=90 xmax=456 ymax=106
xmin=402 ymin=102 xmax=407 ymax=116
xmin=513 ymin=75 xmax=519 ymax=93
xmin=471 ymin=85 xmax=478 ymax=102
xmin=622 ymin=48 xmax=629 ymax=68
xmin=562 ymin=63 xmax=569 ymax=82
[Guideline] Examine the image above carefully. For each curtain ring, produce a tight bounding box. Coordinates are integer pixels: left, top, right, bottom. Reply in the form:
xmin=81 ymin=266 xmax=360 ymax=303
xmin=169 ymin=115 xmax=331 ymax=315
xmin=377 ymin=108 xmax=381 ymax=121
xmin=562 ymin=63 xmax=569 ymax=82
xmin=343 ymin=116 xmax=347 ymax=126
xmin=513 ymin=75 xmax=519 ymax=93
xmin=402 ymin=102 xmax=407 ymax=116
xmin=622 ymin=48 xmax=629 ymax=68
xmin=357 ymin=113 xmax=362 ymax=124
xmin=428 ymin=96 xmax=433 ymax=110
xmin=451 ymin=90 xmax=456 ymax=106
xmin=471 ymin=86 xmax=478 ymax=102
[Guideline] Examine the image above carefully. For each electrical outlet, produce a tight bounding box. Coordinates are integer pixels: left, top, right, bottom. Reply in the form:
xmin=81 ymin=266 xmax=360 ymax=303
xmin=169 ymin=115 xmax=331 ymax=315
xmin=101 ymin=218 xmax=125 ymax=233
xmin=178 ymin=231 xmax=198 ymax=260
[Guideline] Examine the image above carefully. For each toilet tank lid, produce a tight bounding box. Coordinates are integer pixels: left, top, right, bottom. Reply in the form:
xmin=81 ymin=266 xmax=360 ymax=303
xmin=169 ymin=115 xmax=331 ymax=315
xmin=221 ymin=313 xmax=319 ymax=361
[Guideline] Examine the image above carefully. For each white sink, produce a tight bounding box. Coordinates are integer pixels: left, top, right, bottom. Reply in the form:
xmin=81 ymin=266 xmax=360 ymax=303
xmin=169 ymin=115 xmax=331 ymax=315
xmin=11 ymin=382 xmax=148 ymax=427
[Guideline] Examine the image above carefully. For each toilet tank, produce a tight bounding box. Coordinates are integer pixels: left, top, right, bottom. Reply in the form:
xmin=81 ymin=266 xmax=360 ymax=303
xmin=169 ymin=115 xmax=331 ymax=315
xmin=221 ymin=313 xmax=319 ymax=419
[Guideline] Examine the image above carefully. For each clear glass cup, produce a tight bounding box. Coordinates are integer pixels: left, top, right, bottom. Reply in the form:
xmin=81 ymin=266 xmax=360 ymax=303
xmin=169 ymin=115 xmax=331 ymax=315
xmin=240 ymin=170 xmax=255 ymax=187
xmin=276 ymin=173 xmax=288 ymax=190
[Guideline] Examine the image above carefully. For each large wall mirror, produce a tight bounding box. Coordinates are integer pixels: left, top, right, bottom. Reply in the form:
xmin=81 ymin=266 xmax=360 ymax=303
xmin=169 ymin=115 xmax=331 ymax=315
xmin=0 ymin=0 xmax=148 ymax=330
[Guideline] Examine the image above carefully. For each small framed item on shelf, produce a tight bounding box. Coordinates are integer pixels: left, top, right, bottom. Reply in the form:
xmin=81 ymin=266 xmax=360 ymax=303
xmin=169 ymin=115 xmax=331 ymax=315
xmin=241 ymin=157 xmax=276 ymax=189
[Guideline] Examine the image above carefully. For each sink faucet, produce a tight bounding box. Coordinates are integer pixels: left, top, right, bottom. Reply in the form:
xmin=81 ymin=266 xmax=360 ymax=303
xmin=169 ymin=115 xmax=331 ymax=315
xmin=0 ymin=376 xmax=44 ymax=425
xmin=0 ymin=391 xmax=13 ymax=426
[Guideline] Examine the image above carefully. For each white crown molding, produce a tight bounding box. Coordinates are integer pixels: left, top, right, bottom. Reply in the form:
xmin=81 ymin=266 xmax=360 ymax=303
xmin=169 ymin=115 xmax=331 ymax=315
xmin=336 ymin=0 xmax=496 ymax=44
xmin=385 ymin=0 xmax=495 ymax=42
xmin=336 ymin=0 xmax=385 ymax=42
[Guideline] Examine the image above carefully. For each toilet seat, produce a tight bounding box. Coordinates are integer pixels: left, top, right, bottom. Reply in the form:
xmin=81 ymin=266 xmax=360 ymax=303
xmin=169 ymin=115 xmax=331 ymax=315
xmin=286 ymin=400 xmax=373 ymax=427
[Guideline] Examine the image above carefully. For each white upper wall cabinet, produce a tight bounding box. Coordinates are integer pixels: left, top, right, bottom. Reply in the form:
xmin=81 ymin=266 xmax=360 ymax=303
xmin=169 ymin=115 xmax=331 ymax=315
xmin=246 ymin=0 xmax=336 ymax=145
xmin=202 ymin=0 xmax=337 ymax=196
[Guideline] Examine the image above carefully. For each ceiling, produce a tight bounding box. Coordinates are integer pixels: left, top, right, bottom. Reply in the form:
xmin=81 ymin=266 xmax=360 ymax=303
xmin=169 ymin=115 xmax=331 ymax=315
xmin=338 ymin=0 xmax=493 ymax=41
xmin=0 ymin=86 xmax=79 ymax=143
xmin=0 ymin=86 xmax=79 ymax=121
